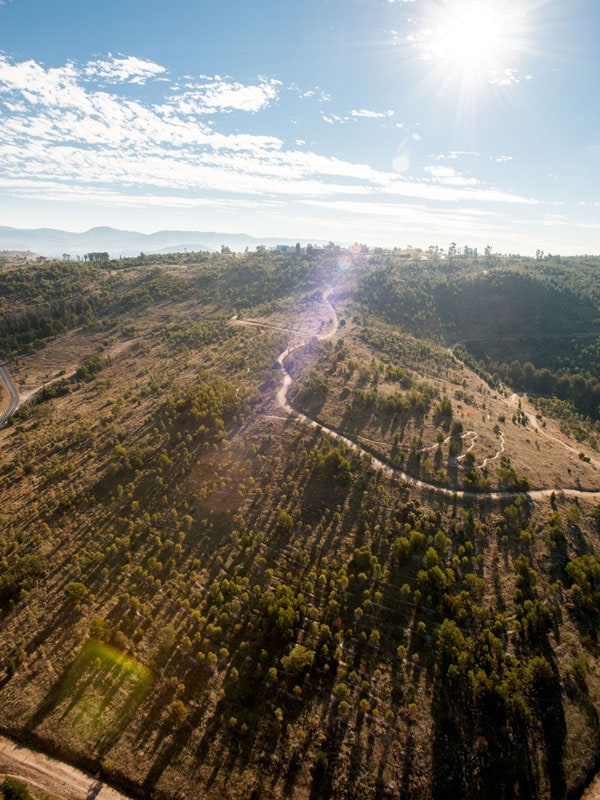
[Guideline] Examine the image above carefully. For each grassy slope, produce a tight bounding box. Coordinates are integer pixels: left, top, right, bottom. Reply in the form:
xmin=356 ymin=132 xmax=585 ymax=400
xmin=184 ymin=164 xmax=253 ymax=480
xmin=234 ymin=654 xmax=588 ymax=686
xmin=0 ymin=253 xmax=599 ymax=799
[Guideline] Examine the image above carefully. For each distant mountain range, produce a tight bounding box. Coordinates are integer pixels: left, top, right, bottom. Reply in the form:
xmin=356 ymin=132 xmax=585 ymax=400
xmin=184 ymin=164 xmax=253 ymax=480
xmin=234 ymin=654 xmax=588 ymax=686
xmin=0 ymin=226 xmax=329 ymax=259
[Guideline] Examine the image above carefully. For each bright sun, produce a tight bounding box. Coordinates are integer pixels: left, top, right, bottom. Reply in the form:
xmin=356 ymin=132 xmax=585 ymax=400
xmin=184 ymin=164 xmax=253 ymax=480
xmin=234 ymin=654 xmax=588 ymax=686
xmin=421 ymin=0 xmax=521 ymax=87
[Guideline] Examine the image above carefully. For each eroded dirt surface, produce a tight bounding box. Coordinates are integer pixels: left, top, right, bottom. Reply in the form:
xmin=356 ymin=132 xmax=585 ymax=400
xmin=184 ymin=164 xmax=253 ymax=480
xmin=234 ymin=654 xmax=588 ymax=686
xmin=0 ymin=735 xmax=134 ymax=800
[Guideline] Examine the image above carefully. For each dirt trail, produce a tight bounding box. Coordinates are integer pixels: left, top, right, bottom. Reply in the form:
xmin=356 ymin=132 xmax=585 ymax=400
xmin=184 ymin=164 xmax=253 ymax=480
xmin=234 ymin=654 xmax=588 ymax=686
xmin=250 ymin=289 xmax=600 ymax=502
xmin=0 ymin=735 xmax=134 ymax=800
xmin=508 ymin=393 xmax=600 ymax=469
xmin=1 ymin=291 xmax=598 ymax=799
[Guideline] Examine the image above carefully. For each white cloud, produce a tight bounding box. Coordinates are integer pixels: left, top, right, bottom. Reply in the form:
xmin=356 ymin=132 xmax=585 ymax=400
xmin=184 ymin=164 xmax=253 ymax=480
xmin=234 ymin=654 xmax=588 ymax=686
xmin=0 ymin=53 xmax=541 ymax=225
xmin=424 ymin=164 xmax=479 ymax=186
xmin=384 ymin=177 xmax=536 ymax=205
xmin=0 ymin=57 xmax=87 ymax=108
xmin=430 ymin=150 xmax=479 ymax=160
xmin=351 ymin=108 xmax=394 ymax=119
xmin=83 ymin=55 xmax=167 ymax=85
xmin=320 ymin=111 xmax=349 ymax=124
xmin=287 ymin=84 xmax=330 ymax=102
xmin=488 ymin=68 xmax=531 ymax=86
xmin=321 ymin=107 xmax=396 ymax=125
xmin=494 ymin=155 xmax=513 ymax=163
xmin=166 ymin=77 xmax=281 ymax=114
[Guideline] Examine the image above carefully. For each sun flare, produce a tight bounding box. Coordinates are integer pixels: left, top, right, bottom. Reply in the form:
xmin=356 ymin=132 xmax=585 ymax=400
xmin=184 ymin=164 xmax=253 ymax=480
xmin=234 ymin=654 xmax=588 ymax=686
xmin=419 ymin=0 xmax=523 ymax=87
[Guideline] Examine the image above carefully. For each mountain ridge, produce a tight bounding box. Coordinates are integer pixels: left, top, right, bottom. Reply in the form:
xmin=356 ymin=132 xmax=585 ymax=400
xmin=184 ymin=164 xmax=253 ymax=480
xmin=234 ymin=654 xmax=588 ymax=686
xmin=0 ymin=226 xmax=329 ymax=258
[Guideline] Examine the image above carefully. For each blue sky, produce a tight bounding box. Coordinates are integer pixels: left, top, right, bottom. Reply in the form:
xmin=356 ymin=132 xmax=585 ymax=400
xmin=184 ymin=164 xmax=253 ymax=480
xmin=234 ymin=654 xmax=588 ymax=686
xmin=0 ymin=0 xmax=598 ymax=254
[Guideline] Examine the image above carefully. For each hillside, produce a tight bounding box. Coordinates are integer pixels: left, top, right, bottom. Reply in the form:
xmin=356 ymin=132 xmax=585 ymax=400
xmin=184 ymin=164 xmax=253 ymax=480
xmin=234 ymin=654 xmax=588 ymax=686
xmin=0 ymin=250 xmax=599 ymax=800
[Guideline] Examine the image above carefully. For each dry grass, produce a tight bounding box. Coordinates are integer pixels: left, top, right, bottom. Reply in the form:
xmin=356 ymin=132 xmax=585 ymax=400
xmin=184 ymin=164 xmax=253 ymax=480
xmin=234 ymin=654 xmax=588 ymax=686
xmin=0 ymin=274 xmax=599 ymax=800
xmin=284 ymin=307 xmax=599 ymax=493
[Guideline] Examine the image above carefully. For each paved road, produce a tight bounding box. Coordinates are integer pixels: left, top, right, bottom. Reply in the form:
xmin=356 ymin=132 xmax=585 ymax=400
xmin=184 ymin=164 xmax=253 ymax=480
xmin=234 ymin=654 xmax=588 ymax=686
xmin=0 ymin=363 xmax=19 ymax=425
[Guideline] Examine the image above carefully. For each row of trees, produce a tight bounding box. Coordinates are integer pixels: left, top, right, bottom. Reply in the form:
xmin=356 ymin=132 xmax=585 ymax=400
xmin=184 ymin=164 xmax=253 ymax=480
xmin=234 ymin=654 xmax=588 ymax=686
xmin=490 ymin=360 xmax=600 ymax=421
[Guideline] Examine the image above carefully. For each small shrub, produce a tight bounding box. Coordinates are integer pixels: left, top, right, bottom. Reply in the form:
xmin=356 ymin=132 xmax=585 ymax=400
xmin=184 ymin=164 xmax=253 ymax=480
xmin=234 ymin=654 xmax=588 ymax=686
xmin=2 ymin=777 xmax=32 ymax=800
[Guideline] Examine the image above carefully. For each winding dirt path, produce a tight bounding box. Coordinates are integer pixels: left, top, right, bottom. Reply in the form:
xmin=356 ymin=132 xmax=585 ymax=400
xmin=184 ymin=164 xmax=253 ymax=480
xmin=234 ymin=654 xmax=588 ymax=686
xmin=507 ymin=393 xmax=600 ymax=470
xmin=241 ymin=289 xmax=600 ymax=502
xmin=1 ymin=291 xmax=597 ymax=800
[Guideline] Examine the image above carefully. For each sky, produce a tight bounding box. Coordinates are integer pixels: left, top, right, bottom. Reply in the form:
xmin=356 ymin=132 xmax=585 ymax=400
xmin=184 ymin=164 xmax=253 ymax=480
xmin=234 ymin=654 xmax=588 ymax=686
xmin=0 ymin=0 xmax=598 ymax=255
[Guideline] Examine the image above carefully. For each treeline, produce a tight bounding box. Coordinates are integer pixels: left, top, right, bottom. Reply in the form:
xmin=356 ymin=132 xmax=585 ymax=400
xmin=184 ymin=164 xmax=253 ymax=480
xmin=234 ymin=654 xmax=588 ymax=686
xmin=358 ymin=257 xmax=600 ymax=351
xmin=358 ymin=261 xmax=442 ymax=340
xmin=434 ymin=270 xmax=598 ymax=345
xmin=491 ymin=359 xmax=599 ymax=421
xmin=0 ymin=264 xmax=195 ymax=355
xmin=352 ymin=383 xmax=438 ymax=415
xmin=192 ymin=249 xmax=348 ymax=313
xmin=0 ymin=262 xmax=120 ymax=355
xmin=358 ymin=255 xmax=600 ymax=423
xmin=116 ymin=248 xmax=344 ymax=314
xmin=0 ymin=295 xmax=102 ymax=356
xmin=0 ymin=262 xmax=100 ymax=304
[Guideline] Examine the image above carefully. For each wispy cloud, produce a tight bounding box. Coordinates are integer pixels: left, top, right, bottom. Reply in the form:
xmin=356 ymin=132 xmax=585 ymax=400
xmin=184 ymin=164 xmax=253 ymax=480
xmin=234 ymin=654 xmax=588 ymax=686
xmin=288 ymin=83 xmax=331 ymax=102
xmin=351 ymin=108 xmax=394 ymax=119
xmin=0 ymin=53 xmax=539 ymax=220
xmin=323 ymin=108 xmax=395 ymax=124
xmin=488 ymin=68 xmax=532 ymax=86
xmin=430 ymin=150 xmax=479 ymax=160
xmin=83 ymin=55 xmax=167 ymax=85
xmin=423 ymin=164 xmax=479 ymax=186
xmin=321 ymin=112 xmax=348 ymax=125
xmin=165 ymin=76 xmax=281 ymax=114
xmin=384 ymin=178 xmax=535 ymax=205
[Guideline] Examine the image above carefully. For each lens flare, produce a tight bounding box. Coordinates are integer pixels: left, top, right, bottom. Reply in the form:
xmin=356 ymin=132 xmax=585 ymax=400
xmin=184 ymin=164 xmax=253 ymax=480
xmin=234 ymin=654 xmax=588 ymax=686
xmin=336 ymin=255 xmax=353 ymax=273
xmin=54 ymin=640 xmax=154 ymax=735
xmin=85 ymin=640 xmax=153 ymax=684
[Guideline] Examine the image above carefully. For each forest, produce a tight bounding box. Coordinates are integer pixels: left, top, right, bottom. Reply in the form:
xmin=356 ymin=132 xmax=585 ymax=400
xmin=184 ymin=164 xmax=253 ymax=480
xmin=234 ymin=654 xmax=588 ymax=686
xmin=0 ymin=248 xmax=599 ymax=800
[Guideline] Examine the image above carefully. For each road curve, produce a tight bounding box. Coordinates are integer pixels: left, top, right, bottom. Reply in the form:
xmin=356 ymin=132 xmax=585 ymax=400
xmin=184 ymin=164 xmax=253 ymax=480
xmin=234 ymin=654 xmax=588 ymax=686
xmin=271 ymin=290 xmax=600 ymax=503
xmin=0 ymin=363 xmax=20 ymax=426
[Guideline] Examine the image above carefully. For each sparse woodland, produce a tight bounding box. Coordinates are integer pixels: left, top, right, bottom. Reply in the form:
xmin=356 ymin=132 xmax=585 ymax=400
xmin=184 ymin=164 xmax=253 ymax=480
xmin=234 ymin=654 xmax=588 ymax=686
xmin=0 ymin=248 xmax=599 ymax=800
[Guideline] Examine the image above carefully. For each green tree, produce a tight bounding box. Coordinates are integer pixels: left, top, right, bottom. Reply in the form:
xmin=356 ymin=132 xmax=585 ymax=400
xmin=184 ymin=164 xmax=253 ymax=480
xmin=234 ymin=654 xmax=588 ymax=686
xmin=2 ymin=777 xmax=31 ymax=800
xmin=89 ymin=617 xmax=112 ymax=641
xmin=65 ymin=581 xmax=88 ymax=602
xmin=280 ymin=644 xmax=314 ymax=674
xmin=170 ymin=699 xmax=188 ymax=726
